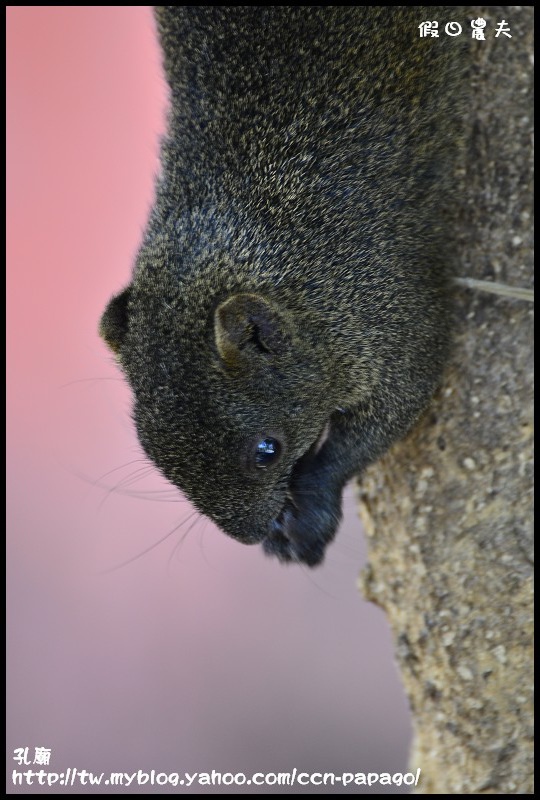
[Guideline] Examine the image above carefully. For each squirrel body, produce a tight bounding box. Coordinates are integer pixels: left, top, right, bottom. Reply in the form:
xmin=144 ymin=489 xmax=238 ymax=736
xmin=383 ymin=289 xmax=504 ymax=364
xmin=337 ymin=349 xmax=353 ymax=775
xmin=100 ymin=7 xmax=467 ymax=566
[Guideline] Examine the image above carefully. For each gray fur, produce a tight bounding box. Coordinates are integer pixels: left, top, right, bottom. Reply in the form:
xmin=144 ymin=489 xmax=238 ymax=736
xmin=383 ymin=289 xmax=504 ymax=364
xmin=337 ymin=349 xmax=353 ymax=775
xmin=100 ymin=7 xmax=467 ymax=566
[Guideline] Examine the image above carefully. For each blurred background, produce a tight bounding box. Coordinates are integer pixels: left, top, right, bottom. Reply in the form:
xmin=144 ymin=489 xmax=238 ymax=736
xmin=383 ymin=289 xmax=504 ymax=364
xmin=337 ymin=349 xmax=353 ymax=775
xmin=7 ymin=7 xmax=411 ymax=794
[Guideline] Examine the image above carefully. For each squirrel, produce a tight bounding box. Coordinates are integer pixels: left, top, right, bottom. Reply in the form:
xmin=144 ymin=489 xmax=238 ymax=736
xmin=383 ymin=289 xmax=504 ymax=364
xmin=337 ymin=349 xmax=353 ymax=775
xmin=99 ymin=7 xmax=509 ymax=567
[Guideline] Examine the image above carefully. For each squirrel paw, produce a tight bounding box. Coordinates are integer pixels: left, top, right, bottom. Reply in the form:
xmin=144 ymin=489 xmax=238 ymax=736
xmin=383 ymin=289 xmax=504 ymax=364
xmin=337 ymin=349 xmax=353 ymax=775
xmin=262 ymin=468 xmax=343 ymax=566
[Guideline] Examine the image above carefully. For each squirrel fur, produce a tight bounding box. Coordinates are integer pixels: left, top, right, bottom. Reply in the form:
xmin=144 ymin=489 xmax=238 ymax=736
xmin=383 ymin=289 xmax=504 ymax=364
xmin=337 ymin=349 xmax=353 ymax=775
xmin=100 ymin=7 xmax=467 ymax=566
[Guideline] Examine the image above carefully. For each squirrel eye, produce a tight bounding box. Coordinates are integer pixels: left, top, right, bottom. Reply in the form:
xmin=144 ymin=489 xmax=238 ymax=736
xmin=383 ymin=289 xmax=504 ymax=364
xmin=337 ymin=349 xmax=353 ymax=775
xmin=254 ymin=437 xmax=282 ymax=468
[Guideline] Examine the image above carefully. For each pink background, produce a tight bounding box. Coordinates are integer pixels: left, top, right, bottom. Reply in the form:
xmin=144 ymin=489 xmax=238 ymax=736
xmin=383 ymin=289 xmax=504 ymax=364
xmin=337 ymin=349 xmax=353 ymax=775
xmin=7 ymin=7 xmax=411 ymax=794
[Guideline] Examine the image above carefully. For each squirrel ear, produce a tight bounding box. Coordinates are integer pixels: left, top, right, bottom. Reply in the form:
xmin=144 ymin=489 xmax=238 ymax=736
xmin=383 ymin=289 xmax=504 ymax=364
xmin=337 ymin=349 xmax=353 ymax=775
xmin=99 ymin=287 xmax=131 ymax=355
xmin=214 ymin=293 xmax=292 ymax=368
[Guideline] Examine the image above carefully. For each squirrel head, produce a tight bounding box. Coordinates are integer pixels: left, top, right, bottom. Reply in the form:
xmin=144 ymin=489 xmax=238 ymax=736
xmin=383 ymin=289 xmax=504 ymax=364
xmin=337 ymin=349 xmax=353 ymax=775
xmin=100 ymin=235 xmax=342 ymax=564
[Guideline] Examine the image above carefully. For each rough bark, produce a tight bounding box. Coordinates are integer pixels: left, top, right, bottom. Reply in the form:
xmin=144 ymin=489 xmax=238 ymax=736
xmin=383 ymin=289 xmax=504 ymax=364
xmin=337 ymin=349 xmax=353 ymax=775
xmin=358 ymin=7 xmax=533 ymax=794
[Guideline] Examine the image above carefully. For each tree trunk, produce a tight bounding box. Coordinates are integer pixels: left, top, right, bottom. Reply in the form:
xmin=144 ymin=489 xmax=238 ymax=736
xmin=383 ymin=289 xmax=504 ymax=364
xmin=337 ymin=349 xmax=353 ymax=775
xmin=358 ymin=7 xmax=533 ymax=794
